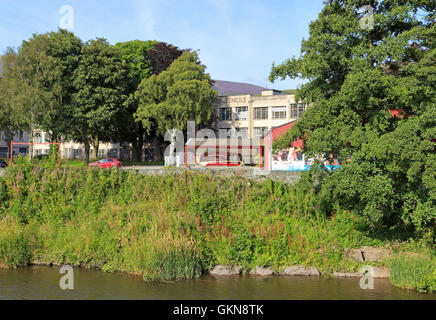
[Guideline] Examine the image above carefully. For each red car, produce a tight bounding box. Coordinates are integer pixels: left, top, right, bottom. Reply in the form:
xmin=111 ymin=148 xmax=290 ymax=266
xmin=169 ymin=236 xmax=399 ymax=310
xmin=88 ymin=158 xmax=122 ymax=169
xmin=198 ymin=152 xmax=243 ymax=167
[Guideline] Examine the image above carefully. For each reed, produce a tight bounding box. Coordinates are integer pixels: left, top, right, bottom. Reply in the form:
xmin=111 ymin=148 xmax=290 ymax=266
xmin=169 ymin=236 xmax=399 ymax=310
xmin=390 ymin=256 xmax=436 ymax=292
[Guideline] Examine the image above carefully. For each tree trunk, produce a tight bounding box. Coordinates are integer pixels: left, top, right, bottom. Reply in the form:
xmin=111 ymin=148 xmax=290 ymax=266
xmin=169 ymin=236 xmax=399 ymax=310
xmin=29 ymin=127 xmax=34 ymax=161
xmin=153 ymin=135 xmax=161 ymax=162
xmin=84 ymin=141 xmax=90 ymax=164
xmin=92 ymin=136 xmax=99 ymax=160
xmin=83 ymin=125 xmax=90 ymax=164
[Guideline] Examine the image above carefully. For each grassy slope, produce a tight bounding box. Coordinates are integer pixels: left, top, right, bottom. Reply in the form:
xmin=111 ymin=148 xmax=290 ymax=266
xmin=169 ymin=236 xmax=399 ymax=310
xmin=0 ymin=162 xmax=434 ymax=290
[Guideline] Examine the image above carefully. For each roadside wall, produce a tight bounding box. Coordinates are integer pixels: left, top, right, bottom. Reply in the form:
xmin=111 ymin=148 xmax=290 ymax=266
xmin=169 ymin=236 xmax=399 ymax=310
xmin=123 ymin=167 xmax=303 ymax=185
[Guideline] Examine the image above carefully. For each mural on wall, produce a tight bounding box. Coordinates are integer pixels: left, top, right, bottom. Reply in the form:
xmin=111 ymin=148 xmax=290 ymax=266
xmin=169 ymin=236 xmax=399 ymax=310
xmin=271 ymin=146 xmax=312 ymax=171
xmin=271 ymin=148 xmax=341 ymax=171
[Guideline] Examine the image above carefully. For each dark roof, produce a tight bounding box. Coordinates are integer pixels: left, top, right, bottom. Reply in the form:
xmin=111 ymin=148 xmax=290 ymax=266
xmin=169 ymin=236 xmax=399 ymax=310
xmin=212 ymin=80 xmax=275 ymax=96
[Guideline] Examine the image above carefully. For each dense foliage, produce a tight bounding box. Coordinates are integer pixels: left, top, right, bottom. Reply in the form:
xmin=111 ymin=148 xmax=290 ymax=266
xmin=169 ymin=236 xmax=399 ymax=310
xmin=114 ymin=40 xmax=185 ymax=161
xmin=270 ymin=0 xmax=435 ymax=236
xmin=0 ymin=31 xmax=196 ymax=163
xmin=135 ymin=51 xmax=218 ymax=136
xmin=0 ymin=162 xmax=434 ymax=288
xmin=0 ymin=30 xmax=82 ymax=144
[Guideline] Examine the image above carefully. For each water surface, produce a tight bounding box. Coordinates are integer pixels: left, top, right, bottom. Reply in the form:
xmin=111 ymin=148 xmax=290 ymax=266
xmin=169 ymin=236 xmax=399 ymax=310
xmin=0 ymin=266 xmax=434 ymax=300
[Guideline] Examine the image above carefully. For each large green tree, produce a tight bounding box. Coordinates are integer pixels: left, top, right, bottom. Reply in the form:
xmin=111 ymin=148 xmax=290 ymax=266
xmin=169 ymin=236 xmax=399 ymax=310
xmin=0 ymin=50 xmax=27 ymax=150
xmin=0 ymin=30 xmax=82 ymax=153
xmin=135 ymin=51 xmax=217 ymax=162
xmin=71 ymin=38 xmax=130 ymax=163
xmin=270 ymin=0 xmax=435 ymax=235
xmin=114 ymin=40 xmax=185 ymax=161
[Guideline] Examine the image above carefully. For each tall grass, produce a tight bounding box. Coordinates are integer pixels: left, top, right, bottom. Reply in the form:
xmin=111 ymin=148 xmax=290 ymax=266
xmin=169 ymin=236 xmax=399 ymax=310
xmin=0 ymin=159 xmax=433 ymax=284
xmin=0 ymin=218 xmax=32 ymax=268
xmin=390 ymin=256 xmax=436 ymax=293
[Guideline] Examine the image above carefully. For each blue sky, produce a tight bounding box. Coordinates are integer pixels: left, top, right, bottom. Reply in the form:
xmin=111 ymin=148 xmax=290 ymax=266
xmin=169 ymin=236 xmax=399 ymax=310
xmin=0 ymin=0 xmax=324 ymax=90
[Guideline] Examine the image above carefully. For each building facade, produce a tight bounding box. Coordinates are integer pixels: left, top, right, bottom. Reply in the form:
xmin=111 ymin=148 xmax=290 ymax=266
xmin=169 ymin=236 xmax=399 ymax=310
xmin=212 ymin=80 xmax=307 ymax=139
xmin=0 ymin=129 xmax=130 ymax=160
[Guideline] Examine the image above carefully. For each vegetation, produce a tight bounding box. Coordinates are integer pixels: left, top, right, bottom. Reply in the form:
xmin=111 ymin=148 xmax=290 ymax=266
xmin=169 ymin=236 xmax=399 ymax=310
xmin=0 ymin=160 xmax=434 ymax=289
xmin=0 ymin=32 xmax=198 ymax=164
xmin=390 ymin=256 xmax=436 ymax=293
xmin=270 ymin=1 xmax=435 ymax=237
xmin=114 ymin=40 xmax=185 ymax=161
xmin=135 ymin=51 xmax=218 ymax=154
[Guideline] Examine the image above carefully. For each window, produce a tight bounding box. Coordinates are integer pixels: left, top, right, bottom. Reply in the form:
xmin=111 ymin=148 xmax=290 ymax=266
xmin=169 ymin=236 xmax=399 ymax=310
xmin=0 ymin=147 xmax=8 ymax=158
xmin=298 ymin=103 xmax=306 ymax=118
xmin=19 ymin=148 xmax=27 ymax=154
xmin=254 ymin=127 xmax=268 ymax=138
xmin=290 ymin=104 xmax=298 ymax=118
xmin=98 ymin=149 xmax=106 ymax=158
xmin=234 ymin=107 xmax=248 ymax=120
xmin=74 ymin=149 xmax=83 ymax=157
xmin=236 ymin=127 xmax=248 ymax=138
xmin=272 ymin=106 xmax=286 ymax=119
xmin=219 ymin=108 xmax=232 ymax=121
xmin=254 ymin=107 xmax=268 ymax=120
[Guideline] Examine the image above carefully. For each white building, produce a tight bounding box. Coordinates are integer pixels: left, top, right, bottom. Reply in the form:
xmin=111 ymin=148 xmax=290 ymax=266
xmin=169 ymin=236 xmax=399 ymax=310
xmin=212 ymin=80 xmax=307 ymax=139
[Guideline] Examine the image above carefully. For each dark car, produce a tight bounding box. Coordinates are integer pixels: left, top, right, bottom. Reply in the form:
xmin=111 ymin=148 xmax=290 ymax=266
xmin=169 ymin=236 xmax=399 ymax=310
xmin=0 ymin=160 xmax=8 ymax=168
xmin=88 ymin=158 xmax=122 ymax=169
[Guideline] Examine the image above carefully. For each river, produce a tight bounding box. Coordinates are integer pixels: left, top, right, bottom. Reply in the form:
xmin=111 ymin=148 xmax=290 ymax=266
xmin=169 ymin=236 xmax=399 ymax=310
xmin=0 ymin=266 xmax=434 ymax=300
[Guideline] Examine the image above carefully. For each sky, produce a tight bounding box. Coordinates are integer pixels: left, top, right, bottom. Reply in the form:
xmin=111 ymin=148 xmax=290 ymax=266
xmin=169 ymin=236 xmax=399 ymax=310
xmin=0 ymin=0 xmax=325 ymax=90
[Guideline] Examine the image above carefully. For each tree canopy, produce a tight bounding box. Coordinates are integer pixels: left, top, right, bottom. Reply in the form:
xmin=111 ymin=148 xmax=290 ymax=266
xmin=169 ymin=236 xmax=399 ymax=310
xmin=0 ymin=30 xmax=83 ymax=142
xmin=71 ymin=38 xmax=130 ymax=163
xmin=270 ymin=0 xmax=435 ymax=234
xmin=135 ymin=51 xmax=218 ymax=136
xmin=114 ymin=41 xmax=185 ymax=161
xmin=0 ymin=30 xmax=195 ymax=163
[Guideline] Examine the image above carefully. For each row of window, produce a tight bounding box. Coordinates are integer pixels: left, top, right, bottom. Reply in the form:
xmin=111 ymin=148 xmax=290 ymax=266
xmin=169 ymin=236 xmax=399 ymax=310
xmin=218 ymin=127 xmax=269 ymax=138
xmin=218 ymin=104 xmax=307 ymax=121
xmin=0 ymin=132 xmax=50 ymax=142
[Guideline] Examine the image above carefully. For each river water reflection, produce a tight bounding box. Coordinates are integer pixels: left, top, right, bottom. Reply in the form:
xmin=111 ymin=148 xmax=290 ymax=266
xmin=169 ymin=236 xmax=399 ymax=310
xmin=0 ymin=266 xmax=434 ymax=300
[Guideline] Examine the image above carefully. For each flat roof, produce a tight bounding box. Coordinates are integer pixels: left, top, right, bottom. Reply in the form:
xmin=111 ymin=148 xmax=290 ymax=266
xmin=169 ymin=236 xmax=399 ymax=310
xmin=212 ymin=80 xmax=279 ymax=96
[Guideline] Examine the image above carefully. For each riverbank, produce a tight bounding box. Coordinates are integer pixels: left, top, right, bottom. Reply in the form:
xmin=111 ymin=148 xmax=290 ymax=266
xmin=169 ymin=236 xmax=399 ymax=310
xmin=0 ymin=163 xmax=434 ymax=293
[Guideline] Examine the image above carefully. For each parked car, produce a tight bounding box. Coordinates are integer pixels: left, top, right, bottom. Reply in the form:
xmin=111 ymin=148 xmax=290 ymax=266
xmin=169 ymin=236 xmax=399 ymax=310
xmin=198 ymin=152 xmax=243 ymax=167
xmin=0 ymin=159 xmax=8 ymax=168
xmin=88 ymin=158 xmax=122 ymax=169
